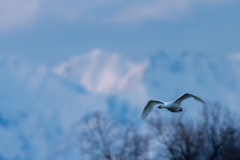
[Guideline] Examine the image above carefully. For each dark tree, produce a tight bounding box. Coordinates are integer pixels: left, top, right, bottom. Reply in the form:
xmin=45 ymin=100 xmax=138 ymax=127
xmin=203 ymin=103 xmax=240 ymax=160
xmin=80 ymin=112 xmax=151 ymax=160
xmin=80 ymin=103 xmax=240 ymax=160
xmin=147 ymin=103 xmax=240 ymax=160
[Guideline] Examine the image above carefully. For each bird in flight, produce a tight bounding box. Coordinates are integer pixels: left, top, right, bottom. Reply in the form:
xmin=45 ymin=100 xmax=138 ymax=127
xmin=141 ymin=93 xmax=208 ymax=120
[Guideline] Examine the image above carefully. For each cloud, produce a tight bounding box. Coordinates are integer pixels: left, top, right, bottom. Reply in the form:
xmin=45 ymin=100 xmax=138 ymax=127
xmin=229 ymin=52 xmax=240 ymax=61
xmin=112 ymin=0 xmax=220 ymax=23
xmin=52 ymin=49 xmax=149 ymax=95
xmin=46 ymin=0 xmax=231 ymax=23
xmin=0 ymin=0 xmax=231 ymax=31
xmin=0 ymin=0 xmax=40 ymax=31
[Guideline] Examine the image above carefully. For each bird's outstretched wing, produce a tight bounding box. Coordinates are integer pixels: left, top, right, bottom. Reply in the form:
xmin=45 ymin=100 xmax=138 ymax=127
xmin=141 ymin=100 xmax=164 ymax=120
xmin=174 ymin=93 xmax=208 ymax=107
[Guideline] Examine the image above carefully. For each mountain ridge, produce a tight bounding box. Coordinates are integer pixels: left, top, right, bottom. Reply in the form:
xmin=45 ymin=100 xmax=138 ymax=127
xmin=0 ymin=50 xmax=240 ymax=160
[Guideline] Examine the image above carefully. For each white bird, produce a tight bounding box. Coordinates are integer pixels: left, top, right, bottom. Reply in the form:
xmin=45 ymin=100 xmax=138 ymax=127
xmin=141 ymin=93 xmax=208 ymax=120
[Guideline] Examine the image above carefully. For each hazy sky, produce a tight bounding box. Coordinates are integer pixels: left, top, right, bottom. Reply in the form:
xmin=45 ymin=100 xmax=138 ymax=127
xmin=0 ymin=0 xmax=239 ymax=65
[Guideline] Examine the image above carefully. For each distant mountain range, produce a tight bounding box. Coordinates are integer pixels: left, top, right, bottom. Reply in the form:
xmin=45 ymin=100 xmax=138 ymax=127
xmin=0 ymin=50 xmax=240 ymax=160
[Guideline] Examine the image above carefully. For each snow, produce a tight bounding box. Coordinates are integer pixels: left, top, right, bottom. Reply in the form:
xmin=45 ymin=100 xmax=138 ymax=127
xmin=0 ymin=50 xmax=240 ymax=159
xmin=53 ymin=49 xmax=149 ymax=95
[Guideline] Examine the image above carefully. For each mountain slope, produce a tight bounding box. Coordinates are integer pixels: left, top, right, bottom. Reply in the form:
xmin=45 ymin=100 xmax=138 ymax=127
xmin=0 ymin=50 xmax=240 ymax=160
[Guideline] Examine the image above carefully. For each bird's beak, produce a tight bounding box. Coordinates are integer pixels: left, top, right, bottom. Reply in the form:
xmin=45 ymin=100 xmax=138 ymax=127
xmin=158 ymin=105 xmax=161 ymax=108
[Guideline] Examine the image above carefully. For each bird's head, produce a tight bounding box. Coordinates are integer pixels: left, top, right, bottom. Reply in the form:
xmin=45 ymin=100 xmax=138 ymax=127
xmin=158 ymin=105 xmax=162 ymax=109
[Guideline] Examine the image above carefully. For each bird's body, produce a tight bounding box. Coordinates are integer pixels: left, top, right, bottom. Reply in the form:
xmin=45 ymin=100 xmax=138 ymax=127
xmin=164 ymin=101 xmax=180 ymax=112
xmin=141 ymin=93 xmax=208 ymax=120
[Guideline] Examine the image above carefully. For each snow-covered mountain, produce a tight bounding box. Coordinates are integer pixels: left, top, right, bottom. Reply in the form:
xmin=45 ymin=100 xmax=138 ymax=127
xmin=52 ymin=49 xmax=149 ymax=95
xmin=0 ymin=50 xmax=240 ymax=160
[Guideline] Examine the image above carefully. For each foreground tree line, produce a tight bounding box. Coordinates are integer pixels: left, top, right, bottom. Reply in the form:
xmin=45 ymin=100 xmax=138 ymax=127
xmin=79 ymin=103 xmax=240 ymax=160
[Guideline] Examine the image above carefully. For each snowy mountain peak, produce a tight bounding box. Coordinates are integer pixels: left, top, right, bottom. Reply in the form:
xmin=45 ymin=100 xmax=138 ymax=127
xmin=52 ymin=49 xmax=149 ymax=95
xmin=2 ymin=50 xmax=240 ymax=160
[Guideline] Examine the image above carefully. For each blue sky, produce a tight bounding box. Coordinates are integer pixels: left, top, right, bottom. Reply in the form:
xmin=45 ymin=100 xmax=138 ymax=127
xmin=0 ymin=0 xmax=240 ymax=65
